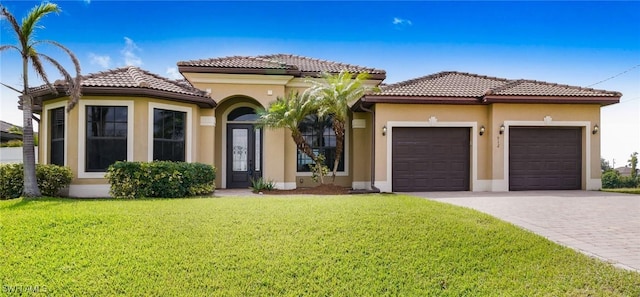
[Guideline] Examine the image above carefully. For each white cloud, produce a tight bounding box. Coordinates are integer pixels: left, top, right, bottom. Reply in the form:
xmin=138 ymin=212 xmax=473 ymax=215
xmin=121 ymin=37 xmax=142 ymax=67
xmin=166 ymin=67 xmax=182 ymax=80
xmin=89 ymin=53 xmax=111 ymax=69
xmin=393 ymin=17 xmax=413 ymax=28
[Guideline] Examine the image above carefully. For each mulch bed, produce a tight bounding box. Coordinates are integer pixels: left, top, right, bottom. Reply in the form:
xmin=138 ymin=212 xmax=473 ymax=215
xmin=259 ymin=183 xmax=351 ymax=195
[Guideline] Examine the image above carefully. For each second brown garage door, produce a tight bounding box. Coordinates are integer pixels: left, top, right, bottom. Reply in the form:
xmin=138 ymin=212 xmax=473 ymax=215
xmin=509 ymin=127 xmax=582 ymax=191
xmin=392 ymin=127 xmax=470 ymax=192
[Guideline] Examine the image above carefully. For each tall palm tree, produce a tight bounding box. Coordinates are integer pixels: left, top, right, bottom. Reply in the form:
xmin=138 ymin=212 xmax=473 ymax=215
xmin=307 ymin=71 xmax=377 ymax=180
xmin=1 ymin=2 xmax=82 ymax=197
xmin=256 ymin=91 xmax=326 ymax=183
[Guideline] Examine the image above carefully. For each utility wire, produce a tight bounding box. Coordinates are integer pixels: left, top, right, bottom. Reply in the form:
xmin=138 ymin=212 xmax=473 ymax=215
xmin=588 ymin=64 xmax=640 ymax=87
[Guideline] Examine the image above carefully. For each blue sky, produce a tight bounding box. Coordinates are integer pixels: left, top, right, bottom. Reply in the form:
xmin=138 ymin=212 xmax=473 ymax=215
xmin=1 ymin=1 xmax=639 ymax=166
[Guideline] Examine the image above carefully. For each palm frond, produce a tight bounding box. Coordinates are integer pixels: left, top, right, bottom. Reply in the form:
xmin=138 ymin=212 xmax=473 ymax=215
xmin=30 ymin=53 xmax=55 ymax=93
xmin=1 ymin=82 xmax=22 ymax=93
xmin=36 ymin=40 xmax=83 ymax=110
xmin=0 ymin=6 xmax=23 ymax=47
xmin=20 ymin=3 xmax=60 ymax=46
xmin=0 ymin=44 xmax=20 ymax=53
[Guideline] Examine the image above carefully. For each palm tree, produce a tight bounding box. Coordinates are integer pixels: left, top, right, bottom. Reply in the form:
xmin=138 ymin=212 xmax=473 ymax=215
xmin=256 ymin=91 xmax=326 ymax=183
xmin=1 ymin=2 xmax=82 ymax=197
xmin=307 ymin=71 xmax=377 ymax=180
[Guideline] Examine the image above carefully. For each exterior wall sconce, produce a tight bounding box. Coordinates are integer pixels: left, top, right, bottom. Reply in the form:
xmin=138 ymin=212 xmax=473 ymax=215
xmin=499 ymin=124 xmax=505 ymax=135
xmin=592 ymin=124 xmax=599 ymax=135
xmin=479 ymin=126 xmax=485 ymax=136
xmin=382 ymin=125 xmax=387 ymax=136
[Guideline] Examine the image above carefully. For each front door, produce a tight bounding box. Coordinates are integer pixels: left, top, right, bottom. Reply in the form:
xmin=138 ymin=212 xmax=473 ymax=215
xmin=227 ymin=124 xmax=262 ymax=188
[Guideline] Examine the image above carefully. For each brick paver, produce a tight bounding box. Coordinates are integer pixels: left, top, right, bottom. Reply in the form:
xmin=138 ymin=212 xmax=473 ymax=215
xmin=417 ymin=191 xmax=640 ymax=272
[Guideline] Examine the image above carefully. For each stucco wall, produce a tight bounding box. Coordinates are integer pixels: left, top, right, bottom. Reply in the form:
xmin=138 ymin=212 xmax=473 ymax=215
xmin=372 ymin=102 xmax=602 ymax=192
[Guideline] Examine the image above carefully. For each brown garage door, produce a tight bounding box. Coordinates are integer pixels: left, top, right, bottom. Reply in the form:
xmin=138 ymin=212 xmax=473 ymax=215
xmin=392 ymin=127 xmax=470 ymax=192
xmin=509 ymin=127 xmax=582 ymax=191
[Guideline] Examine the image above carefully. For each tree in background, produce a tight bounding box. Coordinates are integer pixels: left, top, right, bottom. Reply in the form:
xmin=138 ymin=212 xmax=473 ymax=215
xmin=601 ymin=157 xmax=613 ymax=172
xmin=628 ymin=152 xmax=638 ymax=180
xmin=1 ymin=2 xmax=82 ymax=197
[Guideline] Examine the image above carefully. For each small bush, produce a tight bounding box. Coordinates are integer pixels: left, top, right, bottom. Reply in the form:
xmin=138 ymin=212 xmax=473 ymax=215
xmin=602 ymin=171 xmax=620 ymax=189
xmin=106 ymin=161 xmax=215 ymax=199
xmin=250 ymin=177 xmax=276 ymax=193
xmin=0 ymin=163 xmax=73 ymax=199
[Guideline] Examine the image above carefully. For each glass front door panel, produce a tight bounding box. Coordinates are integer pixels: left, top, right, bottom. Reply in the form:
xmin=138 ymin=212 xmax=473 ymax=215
xmin=232 ymin=129 xmax=248 ymax=171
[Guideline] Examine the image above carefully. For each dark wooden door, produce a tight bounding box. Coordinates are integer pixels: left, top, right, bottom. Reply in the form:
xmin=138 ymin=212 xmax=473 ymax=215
xmin=392 ymin=127 xmax=470 ymax=192
xmin=509 ymin=127 xmax=582 ymax=190
xmin=227 ymin=124 xmax=262 ymax=188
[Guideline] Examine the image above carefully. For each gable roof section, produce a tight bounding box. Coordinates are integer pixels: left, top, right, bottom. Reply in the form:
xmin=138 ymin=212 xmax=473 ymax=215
xmin=32 ymin=67 xmax=215 ymax=109
xmin=177 ymin=54 xmax=386 ymax=80
xmin=357 ymin=71 xmax=621 ymax=108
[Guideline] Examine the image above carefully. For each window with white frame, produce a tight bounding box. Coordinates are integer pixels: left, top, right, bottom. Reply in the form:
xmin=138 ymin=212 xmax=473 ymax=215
xmin=153 ymin=108 xmax=186 ymax=161
xmin=49 ymin=107 xmax=65 ymax=166
xmin=85 ymin=106 xmax=128 ymax=172
xmin=297 ymin=114 xmax=345 ymax=172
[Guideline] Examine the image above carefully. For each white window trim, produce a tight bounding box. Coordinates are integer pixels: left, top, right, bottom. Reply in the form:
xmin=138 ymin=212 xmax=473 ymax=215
xmin=500 ymin=120 xmax=593 ymax=191
xmin=78 ymin=100 xmax=134 ymax=179
xmin=296 ymin=118 xmax=350 ymax=177
xmin=41 ymin=101 xmax=68 ymax=166
xmin=147 ymin=102 xmax=193 ymax=162
xmin=379 ymin=119 xmax=479 ymax=193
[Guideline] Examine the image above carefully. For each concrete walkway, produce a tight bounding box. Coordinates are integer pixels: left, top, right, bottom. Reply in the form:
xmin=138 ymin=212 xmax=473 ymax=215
xmin=414 ymin=191 xmax=640 ymax=272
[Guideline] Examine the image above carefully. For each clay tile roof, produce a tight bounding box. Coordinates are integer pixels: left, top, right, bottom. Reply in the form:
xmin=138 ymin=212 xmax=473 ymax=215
xmin=356 ymin=71 xmax=621 ymax=108
xmin=80 ymin=67 xmax=209 ymax=97
xmin=489 ymin=79 xmax=620 ymax=97
xmin=178 ymin=55 xmax=294 ymax=70
xmin=378 ymin=71 xmax=509 ymax=97
xmin=32 ymin=67 xmax=215 ymax=108
xmin=177 ymin=53 xmax=386 ymax=78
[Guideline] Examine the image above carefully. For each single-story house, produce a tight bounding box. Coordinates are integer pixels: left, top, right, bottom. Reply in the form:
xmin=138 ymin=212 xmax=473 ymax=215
xmin=31 ymin=54 xmax=620 ymax=197
xmin=0 ymin=120 xmax=22 ymax=143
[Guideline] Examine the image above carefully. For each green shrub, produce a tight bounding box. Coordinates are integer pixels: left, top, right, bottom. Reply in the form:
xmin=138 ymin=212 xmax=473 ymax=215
xmin=0 ymin=163 xmax=73 ymax=199
xmin=0 ymin=139 xmax=23 ymax=147
xmin=602 ymin=171 xmax=620 ymax=189
xmin=106 ymin=161 xmax=215 ymax=199
xmin=602 ymin=170 xmax=638 ymax=189
xmin=250 ymin=177 xmax=276 ymax=193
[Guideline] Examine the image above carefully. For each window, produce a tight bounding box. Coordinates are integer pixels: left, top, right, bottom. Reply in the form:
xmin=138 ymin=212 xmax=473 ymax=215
xmin=153 ymin=108 xmax=186 ymax=161
xmin=49 ymin=107 xmax=65 ymax=166
xmin=85 ymin=106 xmax=128 ymax=172
xmin=297 ymin=114 xmax=344 ymax=172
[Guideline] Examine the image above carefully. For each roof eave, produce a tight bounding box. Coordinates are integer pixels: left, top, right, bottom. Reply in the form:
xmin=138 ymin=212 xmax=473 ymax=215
xmin=483 ymin=95 xmax=621 ymax=106
xmin=35 ymin=86 xmax=216 ymax=108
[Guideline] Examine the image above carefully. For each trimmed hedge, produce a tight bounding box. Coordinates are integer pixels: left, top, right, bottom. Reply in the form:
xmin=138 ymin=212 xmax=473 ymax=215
xmin=0 ymin=163 xmax=73 ymax=199
xmin=105 ymin=161 xmax=216 ymax=199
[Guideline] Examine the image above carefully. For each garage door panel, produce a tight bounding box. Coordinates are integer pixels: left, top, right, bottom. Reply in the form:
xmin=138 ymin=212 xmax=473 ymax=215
xmin=509 ymin=127 xmax=581 ymax=191
xmin=392 ymin=127 xmax=470 ymax=192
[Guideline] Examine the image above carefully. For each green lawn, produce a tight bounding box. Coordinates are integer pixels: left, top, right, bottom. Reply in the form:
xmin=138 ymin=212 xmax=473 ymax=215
xmin=602 ymin=188 xmax=640 ymax=194
xmin=1 ymin=195 xmax=639 ymax=296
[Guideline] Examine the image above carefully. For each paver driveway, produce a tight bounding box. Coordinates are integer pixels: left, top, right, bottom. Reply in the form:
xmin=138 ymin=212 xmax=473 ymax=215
xmin=414 ymin=191 xmax=640 ymax=272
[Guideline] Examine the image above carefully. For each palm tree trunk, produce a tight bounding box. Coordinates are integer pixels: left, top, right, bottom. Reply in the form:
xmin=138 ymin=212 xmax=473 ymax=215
xmin=291 ymin=129 xmax=324 ymax=184
xmin=331 ymin=120 xmax=345 ymax=182
xmin=21 ymin=57 xmax=41 ymax=197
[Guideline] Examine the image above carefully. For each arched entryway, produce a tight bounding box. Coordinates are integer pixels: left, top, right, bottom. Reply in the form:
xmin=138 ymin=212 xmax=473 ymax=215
xmin=225 ymin=106 xmax=262 ymax=188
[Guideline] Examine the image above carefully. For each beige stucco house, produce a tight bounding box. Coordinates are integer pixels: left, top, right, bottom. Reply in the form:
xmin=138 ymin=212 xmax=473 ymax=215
xmin=32 ymin=54 xmax=620 ymax=197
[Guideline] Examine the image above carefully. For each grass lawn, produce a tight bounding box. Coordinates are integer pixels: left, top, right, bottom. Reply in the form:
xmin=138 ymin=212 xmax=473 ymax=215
xmin=602 ymin=188 xmax=640 ymax=194
xmin=1 ymin=195 xmax=639 ymax=296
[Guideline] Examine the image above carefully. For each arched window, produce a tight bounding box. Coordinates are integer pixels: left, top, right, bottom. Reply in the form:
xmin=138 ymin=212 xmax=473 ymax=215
xmin=228 ymin=107 xmax=258 ymax=122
